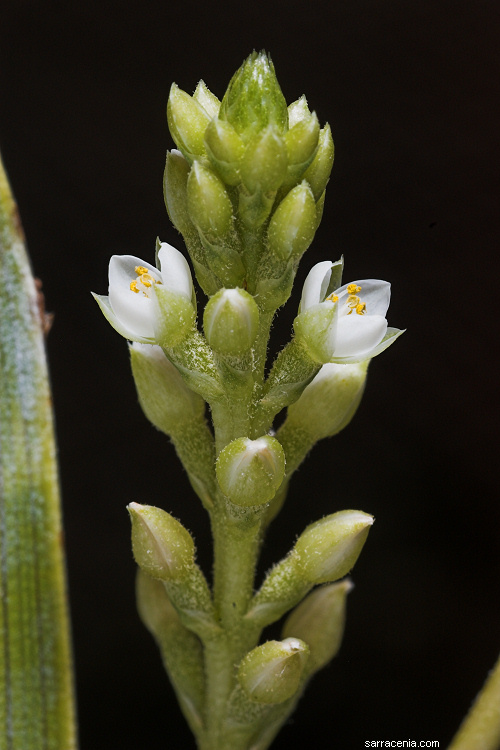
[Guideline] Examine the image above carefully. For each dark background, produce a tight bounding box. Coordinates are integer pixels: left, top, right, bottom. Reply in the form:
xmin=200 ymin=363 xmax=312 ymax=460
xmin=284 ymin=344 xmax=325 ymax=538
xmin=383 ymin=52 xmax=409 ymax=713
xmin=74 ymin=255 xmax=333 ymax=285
xmin=1 ymin=1 xmax=499 ymax=748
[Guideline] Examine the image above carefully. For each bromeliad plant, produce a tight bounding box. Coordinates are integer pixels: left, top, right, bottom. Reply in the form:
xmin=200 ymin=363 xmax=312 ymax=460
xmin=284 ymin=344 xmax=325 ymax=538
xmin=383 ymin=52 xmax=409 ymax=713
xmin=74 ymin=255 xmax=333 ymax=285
xmin=93 ymin=52 xmax=403 ymax=750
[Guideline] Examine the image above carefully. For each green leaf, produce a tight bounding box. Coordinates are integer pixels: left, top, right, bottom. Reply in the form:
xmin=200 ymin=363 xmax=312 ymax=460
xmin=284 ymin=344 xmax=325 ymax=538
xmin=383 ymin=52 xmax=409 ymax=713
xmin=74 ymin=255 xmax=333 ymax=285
xmin=0 ymin=154 xmax=78 ymax=749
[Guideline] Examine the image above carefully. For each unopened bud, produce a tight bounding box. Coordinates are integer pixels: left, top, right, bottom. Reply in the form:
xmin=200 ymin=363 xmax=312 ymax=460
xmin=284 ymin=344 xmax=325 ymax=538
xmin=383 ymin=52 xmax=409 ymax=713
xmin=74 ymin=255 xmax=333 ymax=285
xmin=266 ymin=181 xmax=317 ymax=261
xmin=294 ymin=510 xmax=373 ymax=584
xmin=204 ymin=118 xmax=245 ymax=186
xmin=240 ymin=126 xmax=287 ymax=194
xmin=216 ymin=436 xmax=285 ymax=506
xmin=237 ymin=638 xmax=309 ymax=704
xmin=187 ymin=161 xmax=233 ymax=240
xmin=303 ymin=123 xmax=335 ymax=201
xmin=192 ymin=80 xmax=220 ymax=119
xmin=130 ymin=343 xmax=205 ymax=434
xmin=128 ymin=503 xmax=195 ymax=581
xmin=285 ymin=361 xmax=368 ymax=441
xmin=204 ymin=288 xmax=259 ymax=356
xmin=287 ymin=95 xmax=311 ymax=128
xmin=163 ymin=149 xmax=193 ymax=237
xmin=285 ymin=111 xmax=319 ymax=170
xmin=219 ymin=51 xmax=288 ymax=142
xmin=282 ymin=580 xmax=352 ymax=674
xmin=167 ymin=83 xmax=211 ymax=161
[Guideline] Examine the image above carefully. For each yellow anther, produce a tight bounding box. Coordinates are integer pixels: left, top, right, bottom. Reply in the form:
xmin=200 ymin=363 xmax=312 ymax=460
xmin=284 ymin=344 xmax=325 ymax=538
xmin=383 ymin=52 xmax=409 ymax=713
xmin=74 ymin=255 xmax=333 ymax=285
xmin=346 ymin=283 xmax=366 ymax=315
xmin=326 ymin=293 xmax=339 ymax=303
xmin=130 ymin=265 xmax=162 ymax=296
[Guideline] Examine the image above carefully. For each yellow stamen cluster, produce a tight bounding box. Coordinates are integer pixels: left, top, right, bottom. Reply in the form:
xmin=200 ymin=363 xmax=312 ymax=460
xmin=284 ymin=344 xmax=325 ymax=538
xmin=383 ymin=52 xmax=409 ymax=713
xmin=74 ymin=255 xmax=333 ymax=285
xmin=130 ymin=266 xmax=162 ymax=296
xmin=326 ymin=293 xmax=339 ymax=303
xmin=346 ymin=283 xmax=366 ymax=315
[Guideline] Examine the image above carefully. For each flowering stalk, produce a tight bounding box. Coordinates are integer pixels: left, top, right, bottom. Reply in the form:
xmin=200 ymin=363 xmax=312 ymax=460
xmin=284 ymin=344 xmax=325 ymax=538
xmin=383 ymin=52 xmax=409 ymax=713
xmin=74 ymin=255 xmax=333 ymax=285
xmin=94 ymin=52 xmax=404 ymax=749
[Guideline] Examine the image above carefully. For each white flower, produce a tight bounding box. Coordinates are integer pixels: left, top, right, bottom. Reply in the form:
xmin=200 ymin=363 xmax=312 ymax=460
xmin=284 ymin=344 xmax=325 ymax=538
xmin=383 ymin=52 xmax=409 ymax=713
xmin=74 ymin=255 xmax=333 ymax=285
xmin=93 ymin=242 xmax=194 ymax=342
xmin=296 ymin=260 xmax=403 ymax=363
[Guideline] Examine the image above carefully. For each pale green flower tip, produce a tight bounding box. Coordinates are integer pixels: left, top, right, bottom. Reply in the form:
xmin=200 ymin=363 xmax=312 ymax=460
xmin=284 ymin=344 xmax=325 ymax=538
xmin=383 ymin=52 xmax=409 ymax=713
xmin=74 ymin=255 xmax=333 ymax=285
xmin=128 ymin=503 xmax=195 ymax=582
xmin=238 ymin=638 xmax=309 ymax=704
xmin=219 ymin=50 xmax=288 ymax=142
xmin=240 ymin=125 xmax=288 ymax=194
xmin=203 ymin=288 xmax=259 ymax=356
xmin=129 ymin=343 xmax=205 ymax=433
xmin=287 ymin=95 xmax=311 ymax=128
xmin=303 ymin=123 xmax=335 ymax=200
xmin=285 ymin=111 xmax=320 ymax=168
xmin=167 ymin=83 xmax=210 ymax=161
xmin=186 ymin=160 xmax=233 ymax=238
xmin=192 ymin=80 xmax=221 ymax=119
xmin=294 ymin=510 xmax=374 ymax=584
xmin=216 ymin=436 xmax=286 ymax=507
xmin=266 ymin=181 xmax=317 ymax=261
xmin=282 ymin=580 xmax=353 ymax=671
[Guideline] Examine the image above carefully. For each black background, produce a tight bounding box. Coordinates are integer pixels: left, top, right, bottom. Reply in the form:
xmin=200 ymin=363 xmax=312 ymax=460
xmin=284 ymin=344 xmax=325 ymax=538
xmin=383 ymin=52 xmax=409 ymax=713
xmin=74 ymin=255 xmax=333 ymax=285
xmin=1 ymin=1 xmax=499 ymax=748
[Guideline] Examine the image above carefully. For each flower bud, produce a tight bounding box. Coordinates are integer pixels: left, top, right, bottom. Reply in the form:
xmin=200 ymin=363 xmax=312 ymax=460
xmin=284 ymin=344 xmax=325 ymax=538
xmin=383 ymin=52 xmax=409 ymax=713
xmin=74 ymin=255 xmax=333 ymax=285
xmin=129 ymin=343 xmax=205 ymax=435
xmin=240 ymin=126 xmax=287 ymax=194
xmin=203 ymin=288 xmax=259 ymax=356
xmin=128 ymin=503 xmax=195 ymax=581
xmin=287 ymin=95 xmax=311 ymax=128
xmin=294 ymin=510 xmax=373 ymax=584
xmin=204 ymin=118 xmax=245 ymax=186
xmin=285 ymin=111 xmax=319 ymax=171
xmin=266 ymin=181 xmax=317 ymax=261
xmin=216 ymin=436 xmax=285 ymax=506
xmin=163 ymin=149 xmax=192 ymax=237
xmin=219 ymin=51 xmax=288 ymax=143
xmin=187 ymin=161 xmax=233 ymax=240
xmin=282 ymin=580 xmax=352 ymax=674
xmin=237 ymin=638 xmax=309 ymax=704
xmin=303 ymin=123 xmax=335 ymax=201
xmin=285 ymin=361 xmax=368 ymax=441
xmin=167 ymin=83 xmax=210 ymax=161
xmin=192 ymin=79 xmax=220 ymax=119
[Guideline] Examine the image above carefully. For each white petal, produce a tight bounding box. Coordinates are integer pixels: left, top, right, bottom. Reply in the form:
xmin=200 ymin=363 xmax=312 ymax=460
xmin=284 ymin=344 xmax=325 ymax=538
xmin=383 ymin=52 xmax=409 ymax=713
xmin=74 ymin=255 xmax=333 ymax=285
xmin=299 ymin=261 xmax=333 ymax=313
xmin=108 ymin=255 xmax=159 ymax=339
xmin=108 ymin=254 xmax=159 ymax=291
xmin=92 ymin=293 xmax=154 ymax=342
xmin=334 ymin=314 xmax=388 ymax=358
xmin=336 ymin=279 xmax=391 ymax=317
xmin=157 ymin=242 xmax=193 ymax=301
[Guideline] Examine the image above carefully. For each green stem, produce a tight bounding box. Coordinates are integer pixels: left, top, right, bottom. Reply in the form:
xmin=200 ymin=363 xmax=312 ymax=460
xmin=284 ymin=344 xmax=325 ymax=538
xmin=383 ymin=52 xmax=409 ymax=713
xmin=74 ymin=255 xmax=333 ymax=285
xmin=171 ymin=420 xmax=217 ymax=509
xmin=448 ymin=652 xmax=500 ymax=750
xmin=201 ymin=505 xmax=262 ymax=748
